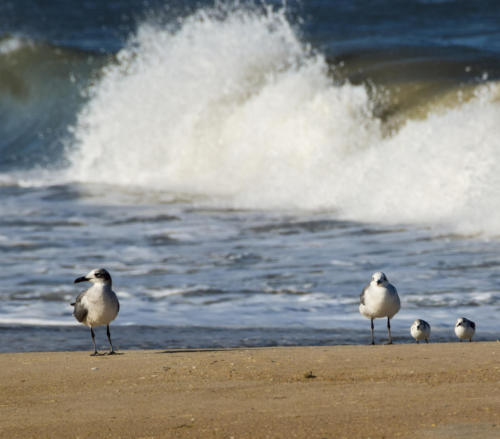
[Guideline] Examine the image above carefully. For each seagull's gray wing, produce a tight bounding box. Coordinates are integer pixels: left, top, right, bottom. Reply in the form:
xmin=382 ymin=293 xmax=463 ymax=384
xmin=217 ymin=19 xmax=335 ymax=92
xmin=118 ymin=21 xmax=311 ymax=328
xmin=71 ymin=291 xmax=88 ymax=323
xmin=116 ymin=297 xmax=120 ymax=314
xmin=470 ymin=320 xmax=476 ymax=330
xmin=360 ymin=285 xmax=369 ymax=305
xmin=387 ymin=283 xmax=398 ymax=296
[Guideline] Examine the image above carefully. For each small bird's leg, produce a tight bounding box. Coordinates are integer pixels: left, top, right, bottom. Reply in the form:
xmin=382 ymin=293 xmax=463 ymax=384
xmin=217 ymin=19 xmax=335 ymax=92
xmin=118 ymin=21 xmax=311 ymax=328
xmin=425 ymin=338 xmax=429 ymax=344
xmin=90 ymin=327 xmax=99 ymax=356
xmin=370 ymin=318 xmax=375 ymax=345
xmin=416 ymin=340 xmax=419 ymax=344
xmin=386 ymin=317 xmax=393 ymax=344
xmin=107 ymin=325 xmax=116 ymax=355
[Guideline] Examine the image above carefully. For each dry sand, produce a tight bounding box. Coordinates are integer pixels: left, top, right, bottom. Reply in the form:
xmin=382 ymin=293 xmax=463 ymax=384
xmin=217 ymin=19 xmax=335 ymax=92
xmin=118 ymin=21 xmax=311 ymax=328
xmin=1 ymin=343 xmax=499 ymax=438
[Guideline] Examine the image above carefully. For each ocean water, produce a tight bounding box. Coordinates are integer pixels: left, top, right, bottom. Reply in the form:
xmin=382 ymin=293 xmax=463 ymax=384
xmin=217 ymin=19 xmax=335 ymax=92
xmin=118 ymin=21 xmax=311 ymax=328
xmin=1 ymin=0 xmax=499 ymax=352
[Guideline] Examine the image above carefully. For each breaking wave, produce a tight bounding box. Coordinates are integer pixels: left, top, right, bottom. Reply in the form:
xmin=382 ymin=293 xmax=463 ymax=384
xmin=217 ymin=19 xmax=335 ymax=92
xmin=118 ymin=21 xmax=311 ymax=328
xmin=58 ymin=4 xmax=500 ymax=234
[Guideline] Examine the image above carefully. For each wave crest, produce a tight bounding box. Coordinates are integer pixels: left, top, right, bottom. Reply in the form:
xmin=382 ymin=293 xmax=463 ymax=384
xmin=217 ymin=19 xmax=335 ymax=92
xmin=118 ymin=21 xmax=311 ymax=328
xmin=66 ymin=4 xmax=500 ymax=234
xmin=67 ymin=4 xmax=379 ymax=195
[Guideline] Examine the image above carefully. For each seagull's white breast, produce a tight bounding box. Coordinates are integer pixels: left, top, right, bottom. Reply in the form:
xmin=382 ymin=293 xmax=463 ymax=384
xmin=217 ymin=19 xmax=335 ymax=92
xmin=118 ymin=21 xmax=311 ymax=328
xmin=81 ymin=284 xmax=119 ymax=327
xmin=411 ymin=323 xmax=430 ymax=341
xmin=455 ymin=324 xmax=474 ymax=340
xmin=359 ymin=283 xmax=400 ymax=319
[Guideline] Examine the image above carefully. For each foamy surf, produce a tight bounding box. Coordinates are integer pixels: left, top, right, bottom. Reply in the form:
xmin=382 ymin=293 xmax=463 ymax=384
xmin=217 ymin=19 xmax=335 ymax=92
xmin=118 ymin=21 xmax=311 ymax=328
xmin=66 ymin=5 xmax=379 ymax=194
xmin=63 ymin=4 xmax=500 ymax=235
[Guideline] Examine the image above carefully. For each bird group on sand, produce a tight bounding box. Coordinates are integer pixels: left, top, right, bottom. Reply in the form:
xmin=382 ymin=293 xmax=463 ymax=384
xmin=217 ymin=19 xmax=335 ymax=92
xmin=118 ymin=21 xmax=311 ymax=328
xmin=71 ymin=268 xmax=476 ymax=355
xmin=359 ymin=271 xmax=476 ymax=345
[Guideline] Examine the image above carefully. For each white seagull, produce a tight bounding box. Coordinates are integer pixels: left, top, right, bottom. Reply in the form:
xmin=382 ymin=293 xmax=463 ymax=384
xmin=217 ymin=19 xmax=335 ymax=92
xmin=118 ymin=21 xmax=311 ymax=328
xmin=71 ymin=268 xmax=120 ymax=356
xmin=359 ymin=272 xmax=401 ymax=345
xmin=455 ymin=317 xmax=475 ymax=342
xmin=410 ymin=319 xmax=431 ymax=343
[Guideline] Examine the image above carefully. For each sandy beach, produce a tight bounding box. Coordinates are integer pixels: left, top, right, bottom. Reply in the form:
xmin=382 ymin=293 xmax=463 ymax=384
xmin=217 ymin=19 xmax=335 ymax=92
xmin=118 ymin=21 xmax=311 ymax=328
xmin=1 ymin=343 xmax=499 ymax=438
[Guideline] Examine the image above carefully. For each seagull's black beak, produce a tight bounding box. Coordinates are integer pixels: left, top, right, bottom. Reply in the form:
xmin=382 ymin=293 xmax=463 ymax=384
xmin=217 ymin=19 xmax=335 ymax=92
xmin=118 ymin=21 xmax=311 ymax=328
xmin=74 ymin=276 xmax=88 ymax=284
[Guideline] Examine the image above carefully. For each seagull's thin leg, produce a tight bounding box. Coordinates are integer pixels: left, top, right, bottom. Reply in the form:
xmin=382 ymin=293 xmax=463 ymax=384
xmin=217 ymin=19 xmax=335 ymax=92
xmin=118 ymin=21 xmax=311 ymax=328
xmin=90 ymin=327 xmax=99 ymax=356
xmin=416 ymin=340 xmax=419 ymax=344
xmin=370 ymin=318 xmax=375 ymax=345
xmin=107 ymin=325 xmax=116 ymax=355
xmin=386 ymin=317 xmax=393 ymax=344
xmin=425 ymin=338 xmax=428 ymax=344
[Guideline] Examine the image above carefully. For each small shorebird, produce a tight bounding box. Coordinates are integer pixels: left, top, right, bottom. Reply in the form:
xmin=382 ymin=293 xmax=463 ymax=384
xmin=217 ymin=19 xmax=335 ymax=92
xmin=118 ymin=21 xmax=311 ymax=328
xmin=359 ymin=272 xmax=401 ymax=345
xmin=410 ymin=319 xmax=431 ymax=343
xmin=455 ymin=317 xmax=475 ymax=342
xmin=71 ymin=268 xmax=120 ymax=355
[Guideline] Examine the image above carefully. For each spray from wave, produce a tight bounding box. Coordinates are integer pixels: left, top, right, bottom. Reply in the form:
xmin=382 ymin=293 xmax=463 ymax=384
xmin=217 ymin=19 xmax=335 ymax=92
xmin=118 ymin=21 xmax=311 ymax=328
xmin=66 ymin=3 xmax=500 ymax=234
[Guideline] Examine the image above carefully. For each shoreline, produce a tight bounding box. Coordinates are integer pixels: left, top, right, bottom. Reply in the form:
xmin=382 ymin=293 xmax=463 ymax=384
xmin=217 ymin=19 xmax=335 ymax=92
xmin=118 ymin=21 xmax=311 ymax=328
xmin=1 ymin=343 xmax=499 ymax=438
xmin=1 ymin=324 xmax=498 ymax=354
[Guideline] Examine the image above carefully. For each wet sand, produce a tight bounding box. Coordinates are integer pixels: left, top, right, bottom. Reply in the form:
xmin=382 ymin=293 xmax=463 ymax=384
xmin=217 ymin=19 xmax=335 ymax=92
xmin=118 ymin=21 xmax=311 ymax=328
xmin=1 ymin=343 xmax=499 ymax=438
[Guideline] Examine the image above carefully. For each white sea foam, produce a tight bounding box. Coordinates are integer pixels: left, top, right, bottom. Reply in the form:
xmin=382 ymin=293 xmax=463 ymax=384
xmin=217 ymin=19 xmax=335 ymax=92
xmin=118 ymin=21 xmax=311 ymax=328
xmin=66 ymin=4 xmax=500 ymax=234
xmin=0 ymin=36 xmax=28 ymax=55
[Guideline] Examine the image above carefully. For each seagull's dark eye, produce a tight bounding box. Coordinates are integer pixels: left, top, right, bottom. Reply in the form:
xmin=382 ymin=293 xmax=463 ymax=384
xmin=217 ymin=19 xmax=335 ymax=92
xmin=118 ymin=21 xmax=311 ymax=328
xmin=94 ymin=269 xmax=110 ymax=281
xmin=95 ymin=271 xmax=105 ymax=278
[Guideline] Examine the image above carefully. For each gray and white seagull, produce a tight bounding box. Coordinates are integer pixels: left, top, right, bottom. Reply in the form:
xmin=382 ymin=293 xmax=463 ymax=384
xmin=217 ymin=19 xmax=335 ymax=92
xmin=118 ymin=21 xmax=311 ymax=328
xmin=359 ymin=272 xmax=401 ymax=345
xmin=455 ymin=317 xmax=475 ymax=342
xmin=71 ymin=268 xmax=120 ymax=356
xmin=410 ymin=319 xmax=431 ymax=344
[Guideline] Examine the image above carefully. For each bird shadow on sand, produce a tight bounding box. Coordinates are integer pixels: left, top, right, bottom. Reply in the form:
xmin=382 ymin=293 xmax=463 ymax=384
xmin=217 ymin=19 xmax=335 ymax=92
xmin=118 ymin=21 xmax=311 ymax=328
xmin=157 ymin=348 xmax=247 ymax=354
xmin=91 ymin=351 xmax=125 ymax=356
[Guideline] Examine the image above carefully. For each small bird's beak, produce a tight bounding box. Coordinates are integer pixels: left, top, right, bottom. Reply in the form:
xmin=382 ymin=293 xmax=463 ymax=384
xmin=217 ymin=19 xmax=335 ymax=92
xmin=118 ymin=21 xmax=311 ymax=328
xmin=74 ymin=276 xmax=88 ymax=284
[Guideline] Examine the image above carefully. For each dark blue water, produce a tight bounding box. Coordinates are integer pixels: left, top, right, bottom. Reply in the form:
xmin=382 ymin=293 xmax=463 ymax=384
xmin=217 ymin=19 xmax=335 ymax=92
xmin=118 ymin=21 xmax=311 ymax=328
xmin=0 ymin=1 xmax=499 ymax=352
xmin=3 ymin=1 xmax=500 ymax=53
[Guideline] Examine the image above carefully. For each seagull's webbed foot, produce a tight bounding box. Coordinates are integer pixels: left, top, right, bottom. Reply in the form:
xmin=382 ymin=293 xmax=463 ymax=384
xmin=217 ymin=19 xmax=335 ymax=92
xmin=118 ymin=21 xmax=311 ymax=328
xmin=90 ymin=351 xmax=103 ymax=356
xmin=385 ymin=341 xmax=393 ymax=345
